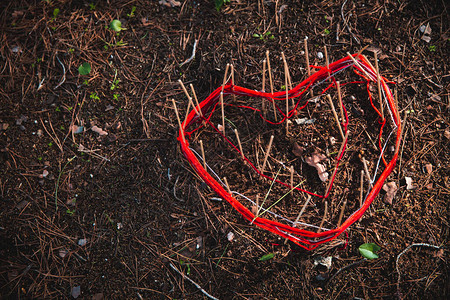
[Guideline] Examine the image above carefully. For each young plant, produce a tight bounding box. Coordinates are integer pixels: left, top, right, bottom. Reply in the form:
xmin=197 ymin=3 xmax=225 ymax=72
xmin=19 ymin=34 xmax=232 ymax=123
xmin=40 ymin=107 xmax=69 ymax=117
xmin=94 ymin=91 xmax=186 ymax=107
xmin=127 ymin=6 xmax=137 ymax=18
xmin=110 ymin=19 xmax=125 ymax=32
xmin=253 ymin=31 xmax=275 ymax=41
xmin=51 ymin=8 xmax=60 ymax=21
xmin=215 ymin=0 xmax=230 ymax=11
xmin=78 ymin=62 xmax=91 ymax=75
xmin=359 ymin=243 xmax=380 ymax=259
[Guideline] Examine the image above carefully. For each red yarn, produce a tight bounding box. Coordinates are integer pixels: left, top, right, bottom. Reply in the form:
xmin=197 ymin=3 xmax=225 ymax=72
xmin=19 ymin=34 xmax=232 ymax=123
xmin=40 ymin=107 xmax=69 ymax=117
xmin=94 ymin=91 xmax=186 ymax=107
xmin=177 ymin=54 xmax=401 ymax=250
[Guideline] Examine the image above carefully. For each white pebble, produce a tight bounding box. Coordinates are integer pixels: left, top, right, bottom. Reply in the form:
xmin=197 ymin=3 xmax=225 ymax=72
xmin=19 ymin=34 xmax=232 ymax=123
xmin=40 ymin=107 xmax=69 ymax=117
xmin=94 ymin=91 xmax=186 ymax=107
xmin=317 ymin=52 xmax=324 ymax=59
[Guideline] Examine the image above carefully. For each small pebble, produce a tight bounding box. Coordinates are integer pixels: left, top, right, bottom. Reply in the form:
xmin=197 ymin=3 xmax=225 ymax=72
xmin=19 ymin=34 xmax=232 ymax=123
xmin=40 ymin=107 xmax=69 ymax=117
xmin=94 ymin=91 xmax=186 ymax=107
xmin=317 ymin=52 xmax=324 ymax=60
xmin=227 ymin=232 xmax=235 ymax=242
xmin=419 ymin=25 xmax=426 ymax=33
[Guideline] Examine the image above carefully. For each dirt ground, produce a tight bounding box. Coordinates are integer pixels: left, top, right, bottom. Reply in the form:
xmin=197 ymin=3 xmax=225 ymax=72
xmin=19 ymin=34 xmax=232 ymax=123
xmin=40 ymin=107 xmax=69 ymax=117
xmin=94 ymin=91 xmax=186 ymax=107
xmin=0 ymin=0 xmax=448 ymax=299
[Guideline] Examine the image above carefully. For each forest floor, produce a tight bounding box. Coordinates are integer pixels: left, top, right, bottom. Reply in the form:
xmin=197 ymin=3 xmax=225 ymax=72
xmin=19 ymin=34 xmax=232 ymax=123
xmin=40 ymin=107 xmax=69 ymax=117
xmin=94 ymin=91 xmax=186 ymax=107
xmin=0 ymin=0 xmax=449 ymax=299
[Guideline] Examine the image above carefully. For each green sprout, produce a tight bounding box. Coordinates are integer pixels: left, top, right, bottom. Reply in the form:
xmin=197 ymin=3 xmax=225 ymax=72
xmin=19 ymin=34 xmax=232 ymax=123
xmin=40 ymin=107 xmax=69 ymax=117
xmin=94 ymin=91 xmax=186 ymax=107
xmin=259 ymin=253 xmax=274 ymax=261
xmin=252 ymin=31 xmax=275 ymax=41
xmin=51 ymin=8 xmax=60 ymax=21
xmin=68 ymin=48 xmax=74 ymax=54
xmin=127 ymin=6 xmax=136 ymax=18
xmin=359 ymin=243 xmax=380 ymax=260
xmin=215 ymin=0 xmax=231 ymax=11
xmin=428 ymin=45 xmax=436 ymax=52
xmin=78 ymin=62 xmax=91 ymax=75
xmin=324 ymin=28 xmax=330 ymax=35
xmin=113 ymin=93 xmax=120 ymax=101
xmin=110 ymin=79 xmax=120 ymax=90
xmin=89 ymin=3 xmax=96 ymax=10
xmin=90 ymin=92 xmax=100 ymax=100
xmin=110 ymin=19 xmax=125 ymax=32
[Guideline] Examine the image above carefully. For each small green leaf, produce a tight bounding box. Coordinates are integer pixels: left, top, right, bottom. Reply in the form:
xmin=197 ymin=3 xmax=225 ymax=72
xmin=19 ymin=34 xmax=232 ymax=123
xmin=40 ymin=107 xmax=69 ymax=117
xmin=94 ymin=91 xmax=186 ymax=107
xmin=358 ymin=243 xmax=380 ymax=260
xmin=252 ymin=33 xmax=261 ymax=38
xmin=258 ymin=253 xmax=274 ymax=261
xmin=53 ymin=8 xmax=60 ymax=18
xmin=110 ymin=19 xmax=124 ymax=32
xmin=78 ymin=62 xmax=91 ymax=75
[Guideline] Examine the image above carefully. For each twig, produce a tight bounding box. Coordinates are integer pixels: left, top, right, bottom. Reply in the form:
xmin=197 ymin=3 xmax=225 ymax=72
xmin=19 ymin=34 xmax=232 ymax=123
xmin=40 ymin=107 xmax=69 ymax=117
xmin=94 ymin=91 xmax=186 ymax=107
xmin=374 ymin=51 xmax=385 ymax=121
xmin=261 ymin=135 xmax=274 ymax=173
xmin=304 ymin=37 xmax=311 ymax=76
xmin=234 ymin=129 xmax=244 ymax=159
xmin=396 ymin=243 xmax=442 ymax=299
xmin=341 ymin=0 xmax=360 ymax=44
xmin=172 ymin=99 xmax=185 ymax=143
xmin=200 ymin=140 xmax=206 ymax=170
xmin=265 ymin=50 xmax=277 ymax=121
xmin=327 ymin=258 xmax=366 ymax=285
xmin=54 ymin=54 xmax=66 ymax=89
xmin=326 ymin=94 xmax=345 ymax=141
xmin=317 ymin=201 xmax=328 ymax=233
xmin=169 ymin=263 xmax=219 ymax=300
xmin=179 ymin=39 xmax=198 ymax=67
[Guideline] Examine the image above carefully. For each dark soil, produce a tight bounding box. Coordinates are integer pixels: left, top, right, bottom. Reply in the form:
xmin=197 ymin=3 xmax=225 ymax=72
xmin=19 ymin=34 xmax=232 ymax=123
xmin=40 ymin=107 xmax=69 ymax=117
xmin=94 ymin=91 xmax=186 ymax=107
xmin=0 ymin=0 xmax=448 ymax=299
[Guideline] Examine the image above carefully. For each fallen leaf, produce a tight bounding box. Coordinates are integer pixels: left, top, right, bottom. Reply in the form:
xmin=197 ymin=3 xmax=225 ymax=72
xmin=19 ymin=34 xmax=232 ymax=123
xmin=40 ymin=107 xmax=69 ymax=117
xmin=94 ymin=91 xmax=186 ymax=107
xmin=91 ymin=125 xmax=108 ymax=136
xmin=294 ymin=117 xmax=316 ymax=125
xmin=1 ymin=123 xmax=9 ymax=130
xmin=444 ymin=129 xmax=450 ymax=140
xmin=71 ymin=125 xmax=84 ymax=134
xmin=159 ymin=0 xmax=181 ymax=7
xmin=313 ymin=256 xmax=332 ymax=270
xmin=71 ymin=286 xmax=81 ymax=299
xmin=421 ymin=35 xmax=431 ymax=43
xmin=424 ymin=163 xmax=433 ymax=174
xmin=292 ymin=142 xmax=304 ymax=157
xmin=405 ymin=177 xmax=414 ymax=190
xmin=227 ymin=232 xmax=234 ymax=242
xmin=382 ymin=181 xmax=398 ymax=204
xmin=305 ymin=152 xmax=329 ymax=182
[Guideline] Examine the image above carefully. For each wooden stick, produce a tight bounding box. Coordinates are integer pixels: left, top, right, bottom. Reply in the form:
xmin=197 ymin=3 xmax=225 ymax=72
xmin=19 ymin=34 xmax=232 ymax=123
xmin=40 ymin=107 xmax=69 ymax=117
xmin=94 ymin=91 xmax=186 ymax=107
xmin=326 ymin=94 xmax=345 ymax=141
xmin=360 ymin=169 xmax=364 ymax=208
xmin=336 ymin=81 xmax=345 ymax=123
xmin=304 ymin=37 xmax=310 ymax=76
xmin=172 ymin=99 xmax=185 ymax=143
xmin=317 ymin=201 xmax=328 ymax=233
xmin=261 ymin=135 xmax=274 ymax=173
xmin=266 ymin=50 xmax=277 ymax=121
xmin=178 ymin=80 xmax=200 ymax=116
xmin=223 ymin=177 xmax=231 ymax=194
xmin=262 ymin=59 xmax=266 ymax=116
xmin=184 ymin=99 xmax=192 ymax=125
xmin=362 ymin=157 xmax=373 ymax=188
xmin=324 ymin=45 xmax=330 ymax=81
xmin=346 ymin=52 xmax=372 ymax=79
xmin=190 ymin=83 xmax=203 ymax=117
xmin=337 ymin=198 xmax=347 ymax=227
xmin=374 ymin=52 xmax=385 ymax=121
xmin=220 ymin=64 xmax=230 ymax=136
xmin=282 ymin=52 xmax=290 ymax=135
xmin=297 ymin=195 xmax=311 ymax=223
xmin=324 ymin=130 xmax=349 ymax=196
xmin=199 ymin=140 xmax=206 ymax=170
xmin=234 ymin=129 xmax=244 ymax=159
xmin=262 ymin=59 xmax=266 ymax=92
xmin=230 ymin=64 xmax=236 ymax=102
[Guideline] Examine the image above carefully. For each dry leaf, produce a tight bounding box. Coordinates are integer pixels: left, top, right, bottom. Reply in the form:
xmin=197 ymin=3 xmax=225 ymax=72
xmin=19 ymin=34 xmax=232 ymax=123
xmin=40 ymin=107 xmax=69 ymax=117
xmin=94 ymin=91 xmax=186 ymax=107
xmin=405 ymin=177 xmax=414 ymax=190
xmin=424 ymin=163 xmax=433 ymax=174
xmin=159 ymin=0 xmax=181 ymax=7
xmin=305 ymin=152 xmax=329 ymax=182
xmin=292 ymin=142 xmax=304 ymax=157
xmin=91 ymin=125 xmax=108 ymax=136
xmin=382 ymin=181 xmax=397 ymax=204
xmin=444 ymin=129 xmax=450 ymax=140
